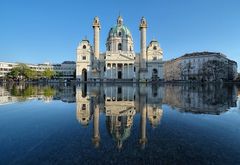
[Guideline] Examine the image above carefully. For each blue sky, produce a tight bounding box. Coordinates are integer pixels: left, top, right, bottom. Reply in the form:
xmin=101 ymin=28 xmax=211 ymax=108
xmin=0 ymin=0 xmax=239 ymax=71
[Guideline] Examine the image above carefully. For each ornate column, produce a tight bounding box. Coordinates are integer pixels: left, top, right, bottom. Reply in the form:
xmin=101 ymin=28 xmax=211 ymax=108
xmin=140 ymin=106 xmax=147 ymax=149
xmin=92 ymin=106 xmax=100 ymax=148
xmin=139 ymin=86 xmax=147 ymax=149
xmin=92 ymin=17 xmax=101 ymax=60
xmin=139 ymin=17 xmax=147 ymax=69
xmin=139 ymin=17 xmax=148 ymax=81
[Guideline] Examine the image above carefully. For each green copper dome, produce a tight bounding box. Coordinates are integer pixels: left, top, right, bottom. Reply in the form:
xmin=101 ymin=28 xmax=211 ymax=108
xmin=108 ymin=25 xmax=132 ymax=38
xmin=107 ymin=16 xmax=133 ymax=40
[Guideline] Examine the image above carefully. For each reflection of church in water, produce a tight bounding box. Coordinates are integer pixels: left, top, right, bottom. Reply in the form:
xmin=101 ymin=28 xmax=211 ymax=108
xmin=75 ymin=84 xmax=239 ymax=149
xmin=76 ymin=84 xmax=163 ymax=149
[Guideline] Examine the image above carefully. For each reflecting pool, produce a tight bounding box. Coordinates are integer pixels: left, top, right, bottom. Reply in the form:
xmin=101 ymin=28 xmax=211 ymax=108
xmin=0 ymin=83 xmax=240 ymax=164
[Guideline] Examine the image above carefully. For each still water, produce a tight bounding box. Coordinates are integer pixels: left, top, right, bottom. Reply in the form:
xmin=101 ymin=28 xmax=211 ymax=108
xmin=0 ymin=83 xmax=240 ymax=164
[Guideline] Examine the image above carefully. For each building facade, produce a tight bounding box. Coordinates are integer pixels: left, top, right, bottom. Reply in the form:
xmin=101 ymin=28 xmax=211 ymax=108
xmin=164 ymin=52 xmax=238 ymax=82
xmin=76 ymin=16 xmax=164 ymax=82
xmin=52 ymin=61 xmax=76 ymax=79
xmin=0 ymin=61 xmax=76 ymax=79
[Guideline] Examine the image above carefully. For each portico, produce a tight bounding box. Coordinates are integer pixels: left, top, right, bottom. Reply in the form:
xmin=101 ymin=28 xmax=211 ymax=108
xmin=105 ymin=62 xmax=135 ymax=79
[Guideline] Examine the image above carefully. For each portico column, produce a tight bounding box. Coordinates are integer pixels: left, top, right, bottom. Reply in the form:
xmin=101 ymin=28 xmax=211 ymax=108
xmin=127 ymin=64 xmax=129 ymax=79
xmin=122 ymin=64 xmax=125 ymax=79
xmin=115 ymin=86 xmax=117 ymax=100
xmin=128 ymin=64 xmax=131 ymax=79
xmin=116 ymin=63 xmax=118 ymax=79
xmin=110 ymin=63 xmax=112 ymax=79
xmin=127 ymin=86 xmax=130 ymax=100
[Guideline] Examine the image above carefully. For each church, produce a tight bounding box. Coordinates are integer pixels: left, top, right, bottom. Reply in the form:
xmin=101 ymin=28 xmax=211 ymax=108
xmin=76 ymin=16 xmax=164 ymax=82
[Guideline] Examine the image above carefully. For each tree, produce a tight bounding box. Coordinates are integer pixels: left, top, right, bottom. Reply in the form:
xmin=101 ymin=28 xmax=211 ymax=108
xmin=25 ymin=69 xmax=37 ymax=79
xmin=180 ymin=62 xmax=193 ymax=81
xmin=43 ymin=86 xmax=56 ymax=97
xmin=7 ymin=64 xmax=36 ymax=80
xmin=227 ymin=64 xmax=236 ymax=80
xmin=43 ymin=69 xmax=55 ymax=79
xmin=201 ymin=60 xmax=227 ymax=82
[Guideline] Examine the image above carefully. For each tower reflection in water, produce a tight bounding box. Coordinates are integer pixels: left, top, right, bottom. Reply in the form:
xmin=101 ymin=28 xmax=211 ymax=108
xmin=76 ymin=84 xmax=163 ymax=149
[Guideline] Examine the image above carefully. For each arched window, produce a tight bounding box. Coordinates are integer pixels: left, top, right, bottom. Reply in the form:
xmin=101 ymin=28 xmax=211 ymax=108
xmin=83 ymin=45 xmax=86 ymax=49
xmin=118 ymin=32 xmax=121 ymax=37
xmin=129 ymin=46 xmax=132 ymax=51
xmin=153 ymin=46 xmax=157 ymax=50
xmin=118 ymin=43 xmax=122 ymax=50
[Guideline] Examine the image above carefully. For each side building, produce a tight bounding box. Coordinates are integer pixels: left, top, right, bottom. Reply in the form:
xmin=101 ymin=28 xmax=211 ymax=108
xmin=164 ymin=52 xmax=238 ymax=82
xmin=0 ymin=61 xmax=76 ymax=79
xmin=53 ymin=61 xmax=76 ymax=79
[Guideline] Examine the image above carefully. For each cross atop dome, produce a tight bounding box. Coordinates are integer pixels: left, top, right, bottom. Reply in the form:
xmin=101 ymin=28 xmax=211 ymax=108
xmin=117 ymin=15 xmax=123 ymax=26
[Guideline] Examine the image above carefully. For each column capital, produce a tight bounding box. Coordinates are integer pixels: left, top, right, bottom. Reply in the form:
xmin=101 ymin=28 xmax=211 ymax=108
xmin=93 ymin=16 xmax=101 ymax=29
xmin=139 ymin=17 xmax=147 ymax=29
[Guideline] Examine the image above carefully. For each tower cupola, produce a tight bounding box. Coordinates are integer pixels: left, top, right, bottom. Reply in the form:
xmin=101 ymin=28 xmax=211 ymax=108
xmin=117 ymin=15 xmax=123 ymax=26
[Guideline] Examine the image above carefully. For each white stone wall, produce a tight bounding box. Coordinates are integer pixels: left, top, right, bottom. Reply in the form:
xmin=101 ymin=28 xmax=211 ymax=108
xmin=76 ymin=40 xmax=93 ymax=80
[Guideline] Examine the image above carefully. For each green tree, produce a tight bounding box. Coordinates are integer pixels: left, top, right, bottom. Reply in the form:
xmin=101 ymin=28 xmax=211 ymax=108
xmin=25 ymin=69 xmax=37 ymax=79
xmin=43 ymin=69 xmax=55 ymax=79
xmin=7 ymin=64 xmax=36 ymax=80
xmin=43 ymin=86 xmax=56 ymax=97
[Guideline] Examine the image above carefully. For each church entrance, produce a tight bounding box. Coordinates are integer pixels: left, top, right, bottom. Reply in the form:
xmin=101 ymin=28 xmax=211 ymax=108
xmin=118 ymin=71 xmax=122 ymax=79
xmin=117 ymin=64 xmax=123 ymax=79
xmin=82 ymin=69 xmax=87 ymax=82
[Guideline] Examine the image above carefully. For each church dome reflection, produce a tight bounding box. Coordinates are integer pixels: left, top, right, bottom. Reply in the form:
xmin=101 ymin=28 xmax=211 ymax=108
xmin=106 ymin=108 xmax=135 ymax=149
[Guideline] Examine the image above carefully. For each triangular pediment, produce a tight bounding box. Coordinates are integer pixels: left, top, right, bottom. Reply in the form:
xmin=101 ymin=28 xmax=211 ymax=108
xmin=106 ymin=53 xmax=135 ymax=61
